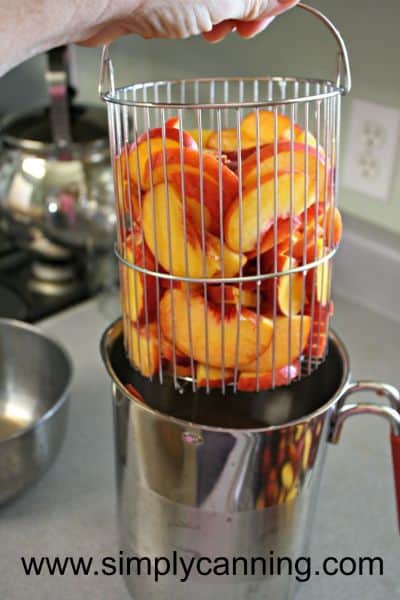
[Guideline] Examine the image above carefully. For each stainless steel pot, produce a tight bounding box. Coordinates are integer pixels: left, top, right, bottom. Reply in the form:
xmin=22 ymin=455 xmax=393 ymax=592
xmin=101 ymin=319 xmax=400 ymax=600
xmin=0 ymin=319 xmax=72 ymax=505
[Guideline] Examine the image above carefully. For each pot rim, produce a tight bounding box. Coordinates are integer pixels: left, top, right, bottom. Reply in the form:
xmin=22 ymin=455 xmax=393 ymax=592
xmin=101 ymin=318 xmax=351 ymax=433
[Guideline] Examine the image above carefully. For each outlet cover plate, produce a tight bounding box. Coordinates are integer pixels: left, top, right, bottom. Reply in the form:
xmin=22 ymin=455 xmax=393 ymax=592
xmin=342 ymin=98 xmax=400 ymax=203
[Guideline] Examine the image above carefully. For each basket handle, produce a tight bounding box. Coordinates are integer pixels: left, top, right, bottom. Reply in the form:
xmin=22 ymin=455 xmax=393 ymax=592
xmin=99 ymin=2 xmax=351 ymax=98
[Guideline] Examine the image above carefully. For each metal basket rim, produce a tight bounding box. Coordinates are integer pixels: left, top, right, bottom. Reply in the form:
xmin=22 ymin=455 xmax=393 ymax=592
xmin=101 ymin=75 xmax=343 ymax=110
xmin=116 ymin=243 xmax=337 ymax=284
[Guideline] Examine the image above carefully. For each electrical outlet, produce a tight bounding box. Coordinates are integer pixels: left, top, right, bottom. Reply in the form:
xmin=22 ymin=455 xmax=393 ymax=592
xmin=342 ymin=99 xmax=400 ymax=203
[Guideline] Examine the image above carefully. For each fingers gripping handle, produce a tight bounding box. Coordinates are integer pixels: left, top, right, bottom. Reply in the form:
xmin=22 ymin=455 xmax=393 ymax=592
xmin=98 ymin=3 xmax=352 ymax=99
xmin=331 ymin=381 xmax=400 ymax=533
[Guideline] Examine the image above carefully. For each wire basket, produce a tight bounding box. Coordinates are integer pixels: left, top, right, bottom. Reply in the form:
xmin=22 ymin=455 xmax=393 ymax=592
xmin=99 ymin=2 xmax=351 ymax=394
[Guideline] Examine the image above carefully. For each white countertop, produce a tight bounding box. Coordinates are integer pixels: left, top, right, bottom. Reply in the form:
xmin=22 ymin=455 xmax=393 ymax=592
xmin=1 ymin=295 xmax=399 ymax=599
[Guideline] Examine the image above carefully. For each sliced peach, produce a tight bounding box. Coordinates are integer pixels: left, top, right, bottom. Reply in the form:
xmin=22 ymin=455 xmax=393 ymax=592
xmin=121 ymin=229 xmax=157 ymax=323
xmin=206 ymin=233 xmax=246 ymax=277
xmin=160 ymin=288 xmax=274 ymax=369
xmin=127 ymin=322 xmax=159 ymax=377
xmin=241 ymin=142 xmax=326 ymax=189
xmin=242 ymin=315 xmax=311 ymax=372
xmin=206 ymin=128 xmax=257 ymax=159
xmin=224 ymin=170 xmax=316 ymax=254
xmin=263 ymin=254 xmax=304 ymax=317
xmin=128 ymin=127 xmax=197 ymax=187
xmin=141 ymin=147 xmax=239 ymax=229
xmin=245 ymin=214 xmax=304 ymax=259
xmin=187 ymin=128 xmax=215 ymax=148
xmin=115 ymin=150 xmax=142 ymax=220
xmin=161 ymin=336 xmax=190 ymax=366
xmin=292 ymin=223 xmax=324 ymax=261
xmin=196 ymin=363 xmax=234 ymax=388
xmin=175 ymin=364 xmax=193 ymax=378
xmin=142 ymin=183 xmax=220 ymax=278
xmin=207 ymin=285 xmax=258 ymax=308
xmin=293 ymin=129 xmax=318 ymax=149
xmin=165 ymin=116 xmax=179 ymax=129
xmin=305 ymin=301 xmax=334 ymax=359
xmin=305 ymin=238 xmax=330 ymax=305
xmin=238 ymin=362 xmax=299 ymax=392
xmin=319 ymin=205 xmax=343 ymax=248
xmin=241 ymin=111 xmax=292 ymax=145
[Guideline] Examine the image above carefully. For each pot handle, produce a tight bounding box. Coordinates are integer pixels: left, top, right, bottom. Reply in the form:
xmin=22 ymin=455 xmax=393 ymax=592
xmin=330 ymin=381 xmax=400 ymax=533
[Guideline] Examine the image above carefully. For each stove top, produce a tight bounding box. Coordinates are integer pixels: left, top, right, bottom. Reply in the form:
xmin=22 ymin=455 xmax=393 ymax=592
xmin=0 ymin=236 xmax=105 ymax=322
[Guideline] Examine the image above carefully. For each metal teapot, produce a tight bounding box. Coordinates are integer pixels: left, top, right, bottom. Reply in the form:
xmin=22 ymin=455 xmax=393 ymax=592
xmin=0 ymin=46 xmax=116 ymax=260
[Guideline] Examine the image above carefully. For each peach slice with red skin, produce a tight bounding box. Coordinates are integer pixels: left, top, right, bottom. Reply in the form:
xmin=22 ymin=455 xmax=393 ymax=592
xmin=121 ymin=229 xmax=157 ymax=323
xmin=141 ymin=147 xmax=238 ymax=233
xmin=142 ymin=183 xmax=221 ymax=278
xmin=242 ymin=315 xmax=311 ymax=372
xmin=224 ymin=170 xmax=316 ymax=254
xmin=207 ymin=285 xmax=258 ymax=308
xmin=206 ymin=128 xmax=258 ymax=160
xmin=128 ymin=127 xmax=197 ymax=188
xmin=238 ymin=362 xmax=300 ymax=392
xmin=241 ymin=142 xmax=327 ymax=190
xmin=305 ymin=238 xmax=330 ymax=306
xmin=245 ymin=214 xmax=304 ymax=259
xmin=187 ymin=128 xmax=215 ymax=148
xmin=161 ymin=336 xmax=190 ymax=366
xmin=196 ymin=363 xmax=234 ymax=388
xmin=115 ymin=150 xmax=142 ymax=220
xmin=305 ymin=301 xmax=334 ymax=359
xmin=128 ymin=322 xmax=159 ymax=377
xmin=262 ymin=253 xmax=304 ymax=317
xmin=165 ymin=116 xmax=179 ymax=129
xmin=160 ymin=288 xmax=274 ymax=369
xmin=240 ymin=111 xmax=293 ymax=145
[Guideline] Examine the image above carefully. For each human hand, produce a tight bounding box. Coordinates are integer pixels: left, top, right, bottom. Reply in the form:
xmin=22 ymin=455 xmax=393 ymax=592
xmin=0 ymin=0 xmax=299 ymax=75
xmin=77 ymin=0 xmax=299 ymax=46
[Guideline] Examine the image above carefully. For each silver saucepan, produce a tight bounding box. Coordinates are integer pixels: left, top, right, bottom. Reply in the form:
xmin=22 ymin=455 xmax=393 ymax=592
xmin=0 ymin=319 xmax=72 ymax=505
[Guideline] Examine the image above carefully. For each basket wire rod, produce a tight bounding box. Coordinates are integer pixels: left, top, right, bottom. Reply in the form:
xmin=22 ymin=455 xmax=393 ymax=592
xmin=152 ymin=85 xmax=164 ymax=381
xmin=160 ymin=109 xmax=178 ymax=389
xmin=143 ymin=103 xmax=158 ymax=381
xmin=112 ymin=98 xmax=136 ymax=369
xmin=223 ymin=81 xmax=229 ymax=128
xmin=288 ymin=102 xmax=295 ymax=384
xmin=255 ymin=107 xmax=262 ymax=391
xmin=178 ymin=108 xmax=197 ymax=392
xmin=197 ymin=107 xmax=210 ymax=394
xmin=324 ymin=94 xmax=335 ymax=352
xmin=307 ymin=89 xmax=322 ymax=373
xmin=268 ymin=79 xmax=273 ymax=103
xmin=298 ymin=91 xmax=310 ymax=372
xmin=317 ymin=90 xmax=332 ymax=363
xmin=271 ymin=105 xmax=279 ymax=387
xmin=107 ymin=100 xmax=131 ymax=365
xmin=292 ymin=79 xmax=300 ymax=382
xmin=131 ymin=87 xmax=148 ymax=375
xmin=233 ymin=107 xmax=244 ymax=393
xmin=209 ymin=80 xmax=215 ymax=130
xmin=326 ymin=92 xmax=340 ymax=352
xmin=121 ymin=93 xmax=143 ymax=377
xmin=216 ymin=107 xmax=226 ymax=394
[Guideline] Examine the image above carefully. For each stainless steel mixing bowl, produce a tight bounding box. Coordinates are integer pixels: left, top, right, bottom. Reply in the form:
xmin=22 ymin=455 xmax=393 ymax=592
xmin=0 ymin=319 xmax=73 ymax=505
